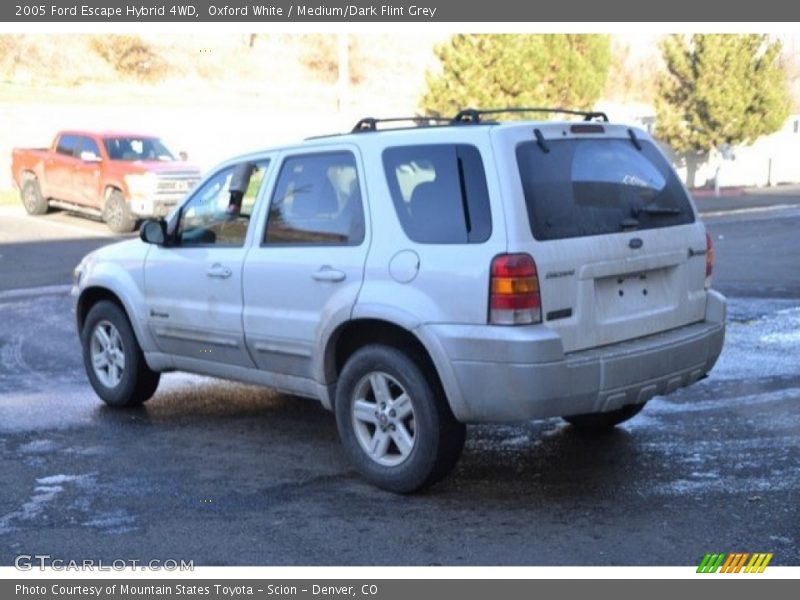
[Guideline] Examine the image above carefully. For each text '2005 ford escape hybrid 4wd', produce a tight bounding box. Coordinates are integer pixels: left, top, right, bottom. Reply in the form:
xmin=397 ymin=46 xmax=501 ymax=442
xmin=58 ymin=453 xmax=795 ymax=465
xmin=72 ymin=108 xmax=725 ymax=492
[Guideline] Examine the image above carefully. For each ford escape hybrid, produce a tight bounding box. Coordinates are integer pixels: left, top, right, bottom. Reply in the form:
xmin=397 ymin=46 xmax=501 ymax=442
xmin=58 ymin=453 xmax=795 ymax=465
xmin=73 ymin=108 xmax=726 ymax=493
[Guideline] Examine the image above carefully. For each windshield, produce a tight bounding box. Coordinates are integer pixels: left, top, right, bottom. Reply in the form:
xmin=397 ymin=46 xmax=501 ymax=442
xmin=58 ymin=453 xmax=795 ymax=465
xmin=516 ymin=137 xmax=694 ymax=240
xmin=103 ymin=137 xmax=176 ymax=162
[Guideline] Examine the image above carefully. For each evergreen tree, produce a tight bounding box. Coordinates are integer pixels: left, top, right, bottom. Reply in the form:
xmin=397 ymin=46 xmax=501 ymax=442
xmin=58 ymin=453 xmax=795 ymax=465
xmin=656 ymin=34 xmax=790 ymax=183
xmin=420 ymin=34 xmax=611 ymax=118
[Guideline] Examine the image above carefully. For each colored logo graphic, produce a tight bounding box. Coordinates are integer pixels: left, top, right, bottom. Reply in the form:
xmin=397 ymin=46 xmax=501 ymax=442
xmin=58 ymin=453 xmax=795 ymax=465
xmin=697 ymin=552 xmax=773 ymax=573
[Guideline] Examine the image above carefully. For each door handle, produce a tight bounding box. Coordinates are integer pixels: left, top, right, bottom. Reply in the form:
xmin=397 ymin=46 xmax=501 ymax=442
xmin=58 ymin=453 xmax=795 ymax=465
xmin=312 ymin=266 xmax=346 ymax=282
xmin=206 ymin=263 xmax=232 ymax=279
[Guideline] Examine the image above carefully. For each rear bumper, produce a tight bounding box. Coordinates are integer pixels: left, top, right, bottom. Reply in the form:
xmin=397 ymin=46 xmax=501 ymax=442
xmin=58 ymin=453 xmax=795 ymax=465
xmin=422 ymin=290 xmax=726 ymax=423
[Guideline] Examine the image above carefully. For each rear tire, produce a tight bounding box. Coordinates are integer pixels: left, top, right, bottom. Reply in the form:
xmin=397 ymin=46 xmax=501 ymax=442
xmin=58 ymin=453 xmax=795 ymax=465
xmin=104 ymin=190 xmax=137 ymax=233
xmin=563 ymin=402 xmax=646 ymax=432
xmin=21 ymin=178 xmax=48 ymax=215
xmin=81 ymin=300 xmax=160 ymax=407
xmin=335 ymin=344 xmax=466 ymax=493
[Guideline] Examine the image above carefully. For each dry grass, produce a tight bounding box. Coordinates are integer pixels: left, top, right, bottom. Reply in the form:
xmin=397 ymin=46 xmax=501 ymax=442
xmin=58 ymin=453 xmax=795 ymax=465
xmin=299 ymin=34 xmax=364 ymax=85
xmin=0 ymin=33 xmax=445 ymax=102
xmin=89 ymin=35 xmax=167 ymax=83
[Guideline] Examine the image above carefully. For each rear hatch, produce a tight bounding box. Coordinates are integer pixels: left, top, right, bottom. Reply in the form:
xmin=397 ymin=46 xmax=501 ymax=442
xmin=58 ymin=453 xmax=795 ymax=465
xmin=492 ymin=122 xmax=709 ymax=353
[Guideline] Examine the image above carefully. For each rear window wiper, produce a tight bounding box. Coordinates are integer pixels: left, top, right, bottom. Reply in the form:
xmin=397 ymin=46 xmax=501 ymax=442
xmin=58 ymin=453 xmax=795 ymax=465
xmin=641 ymin=206 xmax=683 ymax=215
xmin=638 ymin=205 xmax=683 ymax=216
xmin=620 ymin=217 xmax=640 ymax=230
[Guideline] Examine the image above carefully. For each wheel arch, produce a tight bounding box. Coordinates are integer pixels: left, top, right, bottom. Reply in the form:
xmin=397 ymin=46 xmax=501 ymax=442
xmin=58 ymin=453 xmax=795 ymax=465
xmin=20 ymin=169 xmax=38 ymax=183
xmin=103 ymin=184 xmax=125 ymax=202
xmin=76 ymin=286 xmax=126 ymax=333
xmin=323 ymin=318 xmax=462 ymax=419
xmin=76 ymin=284 xmax=155 ymax=358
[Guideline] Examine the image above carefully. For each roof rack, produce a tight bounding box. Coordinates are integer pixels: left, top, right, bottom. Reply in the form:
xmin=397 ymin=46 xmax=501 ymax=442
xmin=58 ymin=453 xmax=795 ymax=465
xmin=343 ymin=107 xmax=610 ymax=137
xmin=451 ymin=107 xmax=609 ymax=124
xmin=351 ymin=116 xmax=452 ymax=133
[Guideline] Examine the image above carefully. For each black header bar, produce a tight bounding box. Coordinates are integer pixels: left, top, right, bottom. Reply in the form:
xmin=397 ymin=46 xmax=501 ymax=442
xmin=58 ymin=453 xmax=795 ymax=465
xmin=3 ymin=0 xmax=800 ymax=22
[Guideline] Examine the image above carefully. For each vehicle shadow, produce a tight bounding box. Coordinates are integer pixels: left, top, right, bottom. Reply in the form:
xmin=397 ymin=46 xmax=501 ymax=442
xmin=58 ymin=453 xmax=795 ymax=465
xmin=450 ymin=421 xmax=649 ymax=499
xmin=89 ymin=379 xmax=342 ymax=448
xmin=89 ymin=378 xmax=651 ymax=503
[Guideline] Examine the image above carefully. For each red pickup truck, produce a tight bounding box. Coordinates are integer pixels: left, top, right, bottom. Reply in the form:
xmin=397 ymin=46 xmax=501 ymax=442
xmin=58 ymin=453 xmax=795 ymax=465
xmin=11 ymin=131 xmax=202 ymax=232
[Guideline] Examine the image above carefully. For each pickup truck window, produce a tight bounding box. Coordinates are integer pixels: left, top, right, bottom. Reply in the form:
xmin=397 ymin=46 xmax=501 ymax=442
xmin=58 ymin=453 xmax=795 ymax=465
xmin=178 ymin=159 xmax=269 ymax=247
xmin=56 ymin=135 xmax=79 ymax=157
xmin=264 ymin=152 xmax=364 ymax=246
xmin=77 ymin=137 xmax=102 ymax=160
xmin=104 ymin=137 xmax=175 ymax=162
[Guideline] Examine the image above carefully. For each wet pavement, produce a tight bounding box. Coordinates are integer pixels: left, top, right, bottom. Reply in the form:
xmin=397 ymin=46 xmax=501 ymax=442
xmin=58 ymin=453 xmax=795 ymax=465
xmin=0 ymin=293 xmax=798 ymax=565
xmin=0 ymin=202 xmax=799 ymax=566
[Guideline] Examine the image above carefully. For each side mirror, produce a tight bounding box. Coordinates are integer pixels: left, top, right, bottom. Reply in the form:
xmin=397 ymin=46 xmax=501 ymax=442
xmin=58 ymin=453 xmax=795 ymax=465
xmin=140 ymin=219 xmax=168 ymax=245
xmin=178 ymin=151 xmax=189 ymax=161
xmin=80 ymin=151 xmax=101 ymax=162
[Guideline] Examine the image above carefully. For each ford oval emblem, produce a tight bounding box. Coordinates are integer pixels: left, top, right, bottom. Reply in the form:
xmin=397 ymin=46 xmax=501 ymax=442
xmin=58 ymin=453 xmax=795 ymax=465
xmin=629 ymin=238 xmax=644 ymax=249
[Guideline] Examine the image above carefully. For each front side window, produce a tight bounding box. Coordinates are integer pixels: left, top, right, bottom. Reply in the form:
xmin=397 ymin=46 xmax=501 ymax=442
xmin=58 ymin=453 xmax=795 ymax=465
xmin=516 ymin=138 xmax=694 ymax=241
xmin=264 ymin=152 xmax=364 ymax=245
xmin=382 ymin=144 xmax=492 ymax=244
xmin=177 ymin=160 xmax=269 ymax=247
xmin=77 ymin=137 xmax=102 ymax=160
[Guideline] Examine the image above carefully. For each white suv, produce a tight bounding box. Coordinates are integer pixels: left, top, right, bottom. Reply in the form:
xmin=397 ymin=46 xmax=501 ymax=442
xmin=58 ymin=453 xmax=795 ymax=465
xmin=73 ymin=109 xmax=726 ymax=492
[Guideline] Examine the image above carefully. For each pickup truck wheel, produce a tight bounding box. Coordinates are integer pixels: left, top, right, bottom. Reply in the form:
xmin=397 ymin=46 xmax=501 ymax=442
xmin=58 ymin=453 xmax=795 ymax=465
xmin=563 ymin=402 xmax=646 ymax=432
xmin=81 ymin=300 xmax=160 ymax=407
xmin=104 ymin=190 xmax=137 ymax=233
xmin=335 ymin=344 xmax=466 ymax=493
xmin=21 ymin=179 xmax=48 ymax=215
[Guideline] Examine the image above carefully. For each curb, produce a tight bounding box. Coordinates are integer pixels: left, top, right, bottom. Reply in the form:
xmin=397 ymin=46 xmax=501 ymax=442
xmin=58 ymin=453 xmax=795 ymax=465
xmin=699 ymin=204 xmax=796 ymax=218
xmin=0 ymin=284 xmax=72 ymax=301
xmin=691 ymin=187 xmax=747 ymax=198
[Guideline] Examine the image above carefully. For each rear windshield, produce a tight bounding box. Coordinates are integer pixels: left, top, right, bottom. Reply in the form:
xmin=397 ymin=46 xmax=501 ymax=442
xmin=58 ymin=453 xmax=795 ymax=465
xmin=516 ymin=137 xmax=694 ymax=241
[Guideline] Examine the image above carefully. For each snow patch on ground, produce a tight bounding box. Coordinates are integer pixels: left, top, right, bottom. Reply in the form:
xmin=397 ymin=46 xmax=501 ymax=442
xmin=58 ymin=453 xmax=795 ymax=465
xmin=83 ymin=510 xmax=137 ymax=534
xmin=712 ymin=300 xmax=800 ymax=381
xmin=18 ymin=439 xmax=59 ymax=454
xmin=37 ymin=473 xmax=93 ymax=486
xmin=0 ymin=473 xmax=137 ymax=536
xmin=0 ymin=475 xmax=89 ymax=534
xmin=646 ymin=387 xmax=800 ymax=415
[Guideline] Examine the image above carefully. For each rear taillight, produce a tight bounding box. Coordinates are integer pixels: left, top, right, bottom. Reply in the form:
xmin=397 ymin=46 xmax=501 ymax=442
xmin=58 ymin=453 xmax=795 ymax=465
xmin=705 ymin=231 xmax=714 ymax=289
xmin=489 ymin=253 xmax=542 ymax=325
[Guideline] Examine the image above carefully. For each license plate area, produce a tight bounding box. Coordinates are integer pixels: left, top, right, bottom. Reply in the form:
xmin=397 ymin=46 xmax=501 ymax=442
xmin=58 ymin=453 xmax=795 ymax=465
xmin=594 ymin=266 xmax=675 ymax=323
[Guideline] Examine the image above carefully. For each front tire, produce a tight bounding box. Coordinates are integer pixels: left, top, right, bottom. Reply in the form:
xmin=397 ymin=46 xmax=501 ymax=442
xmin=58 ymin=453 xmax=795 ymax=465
xmin=563 ymin=402 xmax=646 ymax=432
xmin=335 ymin=344 xmax=465 ymax=493
xmin=104 ymin=190 xmax=137 ymax=233
xmin=21 ymin=178 xmax=48 ymax=215
xmin=81 ymin=300 xmax=160 ymax=407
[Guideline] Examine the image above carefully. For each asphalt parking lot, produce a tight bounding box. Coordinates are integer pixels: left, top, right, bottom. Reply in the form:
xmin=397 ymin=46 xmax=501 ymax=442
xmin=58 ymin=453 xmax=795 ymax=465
xmin=0 ymin=195 xmax=798 ymax=566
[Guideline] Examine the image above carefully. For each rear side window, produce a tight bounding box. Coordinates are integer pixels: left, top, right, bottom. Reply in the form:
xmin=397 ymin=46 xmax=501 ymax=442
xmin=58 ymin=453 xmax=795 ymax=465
xmin=516 ymin=138 xmax=694 ymax=241
xmin=56 ymin=135 xmax=78 ymax=157
xmin=383 ymin=144 xmax=491 ymax=244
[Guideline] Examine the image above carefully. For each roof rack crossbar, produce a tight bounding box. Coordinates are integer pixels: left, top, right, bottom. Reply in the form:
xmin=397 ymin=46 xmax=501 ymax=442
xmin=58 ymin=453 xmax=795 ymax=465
xmin=351 ymin=116 xmax=452 ymax=133
xmin=451 ymin=107 xmax=609 ymax=124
